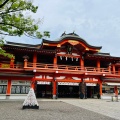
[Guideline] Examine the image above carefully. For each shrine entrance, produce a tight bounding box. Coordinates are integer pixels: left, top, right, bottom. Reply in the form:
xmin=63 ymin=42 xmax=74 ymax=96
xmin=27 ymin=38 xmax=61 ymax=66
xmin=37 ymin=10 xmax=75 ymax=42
xmin=57 ymin=82 xmax=79 ymax=98
xmin=36 ymin=82 xmax=52 ymax=98
xmin=86 ymin=84 xmax=99 ymax=98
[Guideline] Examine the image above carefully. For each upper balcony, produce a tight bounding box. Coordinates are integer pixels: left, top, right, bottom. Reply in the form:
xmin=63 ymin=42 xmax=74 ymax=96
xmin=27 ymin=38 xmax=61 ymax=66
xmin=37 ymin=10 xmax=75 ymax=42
xmin=0 ymin=61 xmax=120 ymax=78
xmin=24 ymin=62 xmax=120 ymax=77
xmin=0 ymin=62 xmax=23 ymax=71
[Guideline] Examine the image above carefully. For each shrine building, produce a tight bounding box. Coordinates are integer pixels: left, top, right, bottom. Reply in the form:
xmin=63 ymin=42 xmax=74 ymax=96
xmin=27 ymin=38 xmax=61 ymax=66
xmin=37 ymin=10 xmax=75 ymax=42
xmin=0 ymin=32 xmax=120 ymax=100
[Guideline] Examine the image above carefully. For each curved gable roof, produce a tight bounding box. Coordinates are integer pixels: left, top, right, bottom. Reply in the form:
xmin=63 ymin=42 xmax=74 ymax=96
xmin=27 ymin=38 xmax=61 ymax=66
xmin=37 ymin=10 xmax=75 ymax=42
xmin=41 ymin=32 xmax=102 ymax=50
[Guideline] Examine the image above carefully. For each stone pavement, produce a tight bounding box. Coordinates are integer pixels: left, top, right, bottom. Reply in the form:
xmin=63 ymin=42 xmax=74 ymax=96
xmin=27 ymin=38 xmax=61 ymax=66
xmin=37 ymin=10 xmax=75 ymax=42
xmin=0 ymin=99 xmax=118 ymax=120
xmin=57 ymin=99 xmax=120 ymax=120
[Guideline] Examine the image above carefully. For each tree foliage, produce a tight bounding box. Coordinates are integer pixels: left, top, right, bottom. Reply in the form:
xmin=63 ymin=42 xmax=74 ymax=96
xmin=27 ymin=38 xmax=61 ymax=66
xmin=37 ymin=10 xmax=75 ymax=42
xmin=0 ymin=39 xmax=14 ymax=58
xmin=0 ymin=0 xmax=50 ymax=58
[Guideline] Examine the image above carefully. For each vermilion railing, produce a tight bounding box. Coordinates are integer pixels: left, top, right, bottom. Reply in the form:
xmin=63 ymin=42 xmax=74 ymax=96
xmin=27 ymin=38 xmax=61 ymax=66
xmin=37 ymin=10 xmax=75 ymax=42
xmin=0 ymin=63 xmax=23 ymax=69
xmin=0 ymin=62 xmax=119 ymax=75
xmin=26 ymin=62 xmax=112 ymax=74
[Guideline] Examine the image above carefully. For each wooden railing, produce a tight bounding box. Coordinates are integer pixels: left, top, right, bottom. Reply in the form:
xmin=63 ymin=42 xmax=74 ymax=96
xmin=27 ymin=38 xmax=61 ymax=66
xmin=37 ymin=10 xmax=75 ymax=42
xmin=26 ymin=62 xmax=112 ymax=74
xmin=27 ymin=62 xmax=83 ymax=71
xmin=0 ymin=62 xmax=119 ymax=75
xmin=0 ymin=63 xmax=23 ymax=69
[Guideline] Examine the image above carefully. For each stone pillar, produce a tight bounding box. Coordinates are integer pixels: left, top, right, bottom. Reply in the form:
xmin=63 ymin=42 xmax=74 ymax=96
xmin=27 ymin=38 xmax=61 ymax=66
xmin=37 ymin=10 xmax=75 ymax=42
xmin=6 ymin=79 xmax=12 ymax=99
xmin=52 ymin=81 xmax=57 ymax=99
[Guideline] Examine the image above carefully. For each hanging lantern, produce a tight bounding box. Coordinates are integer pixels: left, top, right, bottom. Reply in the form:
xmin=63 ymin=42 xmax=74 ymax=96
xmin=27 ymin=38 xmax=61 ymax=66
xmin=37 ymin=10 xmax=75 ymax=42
xmin=66 ymin=57 xmax=67 ymax=61
xmin=60 ymin=56 xmax=62 ymax=60
xmin=71 ymin=58 xmax=73 ymax=61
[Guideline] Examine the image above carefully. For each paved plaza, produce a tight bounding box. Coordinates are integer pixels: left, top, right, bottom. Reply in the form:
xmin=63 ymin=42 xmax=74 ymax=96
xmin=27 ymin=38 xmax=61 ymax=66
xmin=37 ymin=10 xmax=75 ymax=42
xmin=0 ymin=99 xmax=119 ymax=120
xmin=60 ymin=99 xmax=120 ymax=120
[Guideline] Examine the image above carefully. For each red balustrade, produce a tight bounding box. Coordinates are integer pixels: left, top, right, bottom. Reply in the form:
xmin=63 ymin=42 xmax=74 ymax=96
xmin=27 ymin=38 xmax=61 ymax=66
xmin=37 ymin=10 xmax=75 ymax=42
xmin=0 ymin=62 xmax=118 ymax=75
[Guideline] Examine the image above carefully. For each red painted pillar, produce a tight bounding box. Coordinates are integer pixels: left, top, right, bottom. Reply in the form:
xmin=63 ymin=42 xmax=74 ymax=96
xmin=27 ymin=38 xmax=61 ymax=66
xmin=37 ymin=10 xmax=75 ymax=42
xmin=10 ymin=58 xmax=14 ymax=68
xmin=53 ymin=57 xmax=57 ymax=64
xmin=112 ymin=64 xmax=115 ymax=74
xmin=118 ymin=68 xmax=120 ymax=74
xmin=80 ymin=58 xmax=84 ymax=70
xmin=31 ymin=78 xmax=35 ymax=90
xmin=52 ymin=81 xmax=57 ymax=99
xmin=53 ymin=55 xmax=57 ymax=68
xmin=108 ymin=65 xmax=111 ymax=73
xmin=24 ymin=59 xmax=28 ymax=68
xmin=97 ymin=59 xmax=100 ymax=71
xmin=114 ymin=86 xmax=118 ymax=96
xmin=33 ymin=53 xmax=37 ymax=68
xmin=6 ymin=79 xmax=12 ymax=99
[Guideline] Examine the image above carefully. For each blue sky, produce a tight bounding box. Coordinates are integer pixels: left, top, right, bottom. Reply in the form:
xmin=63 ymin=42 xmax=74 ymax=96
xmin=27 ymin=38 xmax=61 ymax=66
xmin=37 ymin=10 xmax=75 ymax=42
xmin=6 ymin=0 xmax=120 ymax=56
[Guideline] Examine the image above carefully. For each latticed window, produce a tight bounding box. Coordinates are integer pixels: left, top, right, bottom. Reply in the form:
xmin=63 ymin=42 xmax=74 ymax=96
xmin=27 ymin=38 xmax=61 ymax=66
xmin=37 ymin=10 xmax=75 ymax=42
xmin=0 ymin=80 xmax=7 ymax=94
xmin=11 ymin=80 xmax=30 ymax=94
xmin=11 ymin=86 xmax=30 ymax=94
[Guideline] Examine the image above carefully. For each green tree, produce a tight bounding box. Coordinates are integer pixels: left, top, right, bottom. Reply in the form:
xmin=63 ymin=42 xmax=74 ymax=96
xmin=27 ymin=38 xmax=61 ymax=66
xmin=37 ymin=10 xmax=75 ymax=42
xmin=0 ymin=0 xmax=50 ymax=58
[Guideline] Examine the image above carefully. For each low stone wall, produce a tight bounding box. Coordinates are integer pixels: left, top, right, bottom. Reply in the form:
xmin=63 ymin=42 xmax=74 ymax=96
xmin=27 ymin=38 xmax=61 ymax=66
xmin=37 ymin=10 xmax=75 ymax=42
xmin=0 ymin=94 xmax=27 ymax=100
xmin=101 ymin=94 xmax=120 ymax=100
xmin=0 ymin=94 xmax=6 ymax=99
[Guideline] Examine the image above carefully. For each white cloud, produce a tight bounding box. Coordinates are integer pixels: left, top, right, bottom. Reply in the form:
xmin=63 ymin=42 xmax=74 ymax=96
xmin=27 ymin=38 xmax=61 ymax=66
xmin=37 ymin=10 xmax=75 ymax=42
xmin=5 ymin=0 xmax=120 ymax=56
